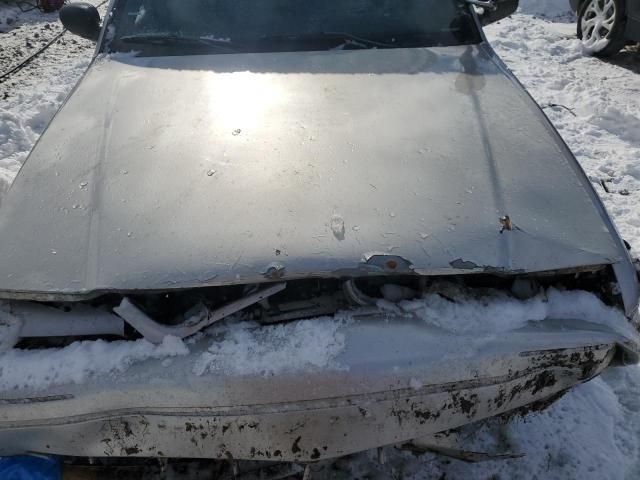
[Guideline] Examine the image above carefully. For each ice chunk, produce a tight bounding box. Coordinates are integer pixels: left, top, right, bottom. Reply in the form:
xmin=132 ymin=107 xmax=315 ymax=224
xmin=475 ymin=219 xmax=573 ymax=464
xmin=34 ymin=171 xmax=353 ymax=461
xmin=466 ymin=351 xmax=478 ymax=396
xmin=194 ymin=316 xmax=349 ymax=377
xmin=0 ymin=335 xmax=189 ymax=391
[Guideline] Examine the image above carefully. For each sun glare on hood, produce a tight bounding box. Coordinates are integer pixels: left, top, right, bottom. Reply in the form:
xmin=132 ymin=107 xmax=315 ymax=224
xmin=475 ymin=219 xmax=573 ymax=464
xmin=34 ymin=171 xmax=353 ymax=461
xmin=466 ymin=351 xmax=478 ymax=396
xmin=206 ymin=70 xmax=286 ymax=133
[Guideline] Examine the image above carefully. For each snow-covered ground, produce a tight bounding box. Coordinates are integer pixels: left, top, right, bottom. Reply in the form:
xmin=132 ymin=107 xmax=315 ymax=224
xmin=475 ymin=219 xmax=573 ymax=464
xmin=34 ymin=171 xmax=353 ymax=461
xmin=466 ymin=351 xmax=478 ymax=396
xmin=1 ymin=0 xmax=640 ymax=478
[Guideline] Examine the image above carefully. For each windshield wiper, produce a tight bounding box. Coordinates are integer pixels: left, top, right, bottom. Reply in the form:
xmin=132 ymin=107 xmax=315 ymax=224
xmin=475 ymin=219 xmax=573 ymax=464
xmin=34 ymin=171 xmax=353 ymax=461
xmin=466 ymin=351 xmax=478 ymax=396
xmin=259 ymin=31 xmax=395 ymax=49
xmin=118 ymin=33 xmax=237 ymax=53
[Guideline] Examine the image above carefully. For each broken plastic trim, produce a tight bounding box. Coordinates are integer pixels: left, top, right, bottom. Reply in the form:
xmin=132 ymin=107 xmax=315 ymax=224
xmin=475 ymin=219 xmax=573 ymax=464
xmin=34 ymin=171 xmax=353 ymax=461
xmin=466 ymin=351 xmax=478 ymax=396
xmin=0 ymin=302 xmax=125 ymax=351
xmin=114 ymin=282 xmax=287 ymax=343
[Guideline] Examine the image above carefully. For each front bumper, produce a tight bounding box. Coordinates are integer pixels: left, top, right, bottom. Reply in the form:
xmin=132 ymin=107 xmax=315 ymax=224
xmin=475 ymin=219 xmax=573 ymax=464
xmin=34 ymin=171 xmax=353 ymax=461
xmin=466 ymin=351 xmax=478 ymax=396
xmin=0 ymin=316 xmax=633 ymax=461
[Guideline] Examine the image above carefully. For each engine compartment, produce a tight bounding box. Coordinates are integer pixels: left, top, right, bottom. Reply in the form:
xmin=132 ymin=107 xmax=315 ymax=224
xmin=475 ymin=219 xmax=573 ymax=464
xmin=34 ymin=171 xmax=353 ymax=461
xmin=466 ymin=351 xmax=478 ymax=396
xmin=4 ymin=264 xmax=627 ymax=350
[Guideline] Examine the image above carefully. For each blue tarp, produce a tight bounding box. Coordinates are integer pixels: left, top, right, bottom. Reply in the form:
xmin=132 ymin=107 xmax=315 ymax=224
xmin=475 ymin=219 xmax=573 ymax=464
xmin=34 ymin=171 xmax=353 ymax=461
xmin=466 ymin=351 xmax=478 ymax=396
xmin=0 ymin=456 xmax=61 ymax=480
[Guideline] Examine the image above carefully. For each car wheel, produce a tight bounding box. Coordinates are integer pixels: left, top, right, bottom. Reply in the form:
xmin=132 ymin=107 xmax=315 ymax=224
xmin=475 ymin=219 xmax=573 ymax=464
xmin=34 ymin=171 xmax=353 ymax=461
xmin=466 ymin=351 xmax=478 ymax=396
xmin=577 ymin=0 xmax=626 ymax=57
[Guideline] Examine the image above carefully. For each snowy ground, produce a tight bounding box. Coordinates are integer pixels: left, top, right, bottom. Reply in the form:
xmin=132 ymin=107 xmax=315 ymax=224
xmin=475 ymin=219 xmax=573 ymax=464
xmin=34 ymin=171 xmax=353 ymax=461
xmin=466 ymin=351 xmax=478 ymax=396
xmin=1 ymin=0 xmax=640 ymax=478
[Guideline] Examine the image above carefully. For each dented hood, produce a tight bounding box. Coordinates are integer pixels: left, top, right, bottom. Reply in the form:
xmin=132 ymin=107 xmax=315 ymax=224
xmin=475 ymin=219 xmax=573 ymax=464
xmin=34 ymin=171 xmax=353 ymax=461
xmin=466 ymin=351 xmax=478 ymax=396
xmin=0 ymin=44 xmax=630 ymax=299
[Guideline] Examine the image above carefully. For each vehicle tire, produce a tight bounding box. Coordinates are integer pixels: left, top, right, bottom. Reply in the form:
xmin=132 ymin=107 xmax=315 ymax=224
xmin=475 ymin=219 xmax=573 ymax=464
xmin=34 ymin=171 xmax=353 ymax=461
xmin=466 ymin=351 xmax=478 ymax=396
xmin=577 ymin=0 xmax=626 ymax=57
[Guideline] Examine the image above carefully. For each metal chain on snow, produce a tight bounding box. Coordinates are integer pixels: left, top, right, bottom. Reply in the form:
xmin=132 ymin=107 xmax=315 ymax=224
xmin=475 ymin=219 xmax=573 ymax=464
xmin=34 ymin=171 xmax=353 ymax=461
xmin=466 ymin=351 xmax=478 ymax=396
xmin=0 ymin=28 xmax=67 ymax=83
xmin=0 ymin=0 xmax=108 ymax=84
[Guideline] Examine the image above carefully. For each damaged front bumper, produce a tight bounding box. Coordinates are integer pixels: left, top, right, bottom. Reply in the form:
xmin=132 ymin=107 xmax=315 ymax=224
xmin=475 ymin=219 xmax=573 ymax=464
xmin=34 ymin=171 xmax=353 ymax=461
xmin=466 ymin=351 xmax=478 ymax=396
xmin=0 ymin=314 xmax=635 ymax=461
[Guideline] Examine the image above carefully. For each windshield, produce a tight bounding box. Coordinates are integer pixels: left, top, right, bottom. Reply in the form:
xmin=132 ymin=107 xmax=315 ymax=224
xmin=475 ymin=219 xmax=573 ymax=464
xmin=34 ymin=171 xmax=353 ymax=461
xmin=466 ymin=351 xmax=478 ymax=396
xmin=105 ymin=0 xmax=480 ymax=55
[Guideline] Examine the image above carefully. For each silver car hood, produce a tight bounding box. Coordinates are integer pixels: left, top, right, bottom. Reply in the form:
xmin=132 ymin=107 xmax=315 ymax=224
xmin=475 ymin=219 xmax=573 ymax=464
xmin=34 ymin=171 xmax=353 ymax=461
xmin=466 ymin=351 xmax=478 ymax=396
xmin=0 ymin=44 xmax=632 ymax=299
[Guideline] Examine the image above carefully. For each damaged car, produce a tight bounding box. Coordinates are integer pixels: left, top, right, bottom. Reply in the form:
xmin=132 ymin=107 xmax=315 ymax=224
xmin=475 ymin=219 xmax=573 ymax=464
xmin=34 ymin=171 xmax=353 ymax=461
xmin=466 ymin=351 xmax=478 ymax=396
xmin=0 ymin=0 xmax=639 ymax=472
